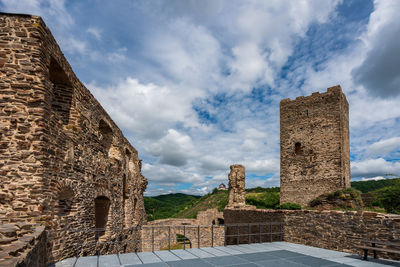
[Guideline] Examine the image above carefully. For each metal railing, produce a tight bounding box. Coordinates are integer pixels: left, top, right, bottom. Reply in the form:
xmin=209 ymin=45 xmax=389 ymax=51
xmin=224 ymin=222 xmax=284 ymax=245
xmin=141 ymin=222 xmax=284 ymax=251
xmin=55 ymin=221 xmax=284 ymax=256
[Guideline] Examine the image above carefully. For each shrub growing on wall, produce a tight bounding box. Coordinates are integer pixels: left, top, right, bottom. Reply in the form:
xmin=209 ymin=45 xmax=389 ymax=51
xmin=373 ymin=183 xmax=400 ymax=214
xmin=245 ymin=192 xmax=280 ymax=209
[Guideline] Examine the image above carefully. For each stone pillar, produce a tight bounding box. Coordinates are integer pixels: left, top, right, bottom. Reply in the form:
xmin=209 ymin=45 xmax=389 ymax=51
xmin=227 ymin=164 xmax=246 ymax=208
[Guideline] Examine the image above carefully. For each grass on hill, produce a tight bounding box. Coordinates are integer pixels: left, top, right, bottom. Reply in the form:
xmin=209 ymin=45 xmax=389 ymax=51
xmin=144 ymin=193 xmax=200 ymax=221
xmin=350 ymin=178 xmax=400 ymax=193
xmin=144 ymin=178 xmax=400 ymax=220
xmin=245 ymin=191 xmax=280 ymax=209
xmin=174 ymin=190 xmax=229 ymax=219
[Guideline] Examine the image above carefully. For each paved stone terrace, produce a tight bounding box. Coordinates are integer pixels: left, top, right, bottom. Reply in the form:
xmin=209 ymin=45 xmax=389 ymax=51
xmin=52 ymin=242 xmax=400 ymax=267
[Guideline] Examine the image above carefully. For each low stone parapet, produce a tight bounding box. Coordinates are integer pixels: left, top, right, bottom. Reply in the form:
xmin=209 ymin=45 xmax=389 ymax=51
xmin=224 ymin=208 xmax=400 ymax=260
xmin=0 ymin=223 xmax=47 ymax=266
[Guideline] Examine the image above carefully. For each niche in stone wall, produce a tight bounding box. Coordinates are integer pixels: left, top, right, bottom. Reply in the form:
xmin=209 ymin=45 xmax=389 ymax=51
xmin=99 ymin=119 xmax=113 ymax=152
xmin=125 ymin=149 xmax=132 ymax=166
xmin=212 ymin=218 xmax=224 ymax=225
xmin=49 ymin=57 xmax=74 ymax=125
xmin=122 ymin=174 xmax=129 ymax=228
xmin=295 ymin=142 xmax=302 ymax=155
xmin=57 ymin=187 xmax=74 ymax=216
xmin=123 ymin=174 xmax=128 ymax=199
xmin=95 ymin=196 xmax=111 ymax=240
xmin=132 ymin=197 xmax=138 ymax=225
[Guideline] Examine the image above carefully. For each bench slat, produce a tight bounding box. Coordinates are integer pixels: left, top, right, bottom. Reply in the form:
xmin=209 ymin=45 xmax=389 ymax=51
xmin=362 ymin=240 xmax=400 ymax=247
xmin=355 ymin=245 xmax=400 ymax=254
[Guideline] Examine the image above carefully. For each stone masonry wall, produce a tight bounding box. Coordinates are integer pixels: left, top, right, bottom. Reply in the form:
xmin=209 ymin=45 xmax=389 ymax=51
xmin=224 ymin=208 xmax=400 ymax=260
xmin=141 ymin=223 xmax=224 ymax=252
xmin=196 ymin=208 xmax=224 ymax=225
xmin=227 ymin=165 xmax=246 ymax=208
xmin=0 ymin=13 xmax=147 ymax=265
xmin=224 ymin=208 xmax=284 ymax=245
xmin=141 ymin=209 xmax=225 ymax=251
xmin=0 ymin=223 xmax=47 ymax=267
xmin=280 ymin=85 xmax=350 ymax=206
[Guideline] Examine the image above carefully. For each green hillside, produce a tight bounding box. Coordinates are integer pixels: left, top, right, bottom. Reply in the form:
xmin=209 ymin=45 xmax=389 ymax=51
xmin=144 ymin=193 xmax=200 ymax=221
xmin=144 ymin=178 xmax=400 ymax=219
xmin=174 ymin=190 xmax=229 ymax=219
xmin=351 ymin=178 xmax=400 ymax=193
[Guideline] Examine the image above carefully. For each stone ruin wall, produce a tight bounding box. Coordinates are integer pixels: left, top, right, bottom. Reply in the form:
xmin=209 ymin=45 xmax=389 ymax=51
xmin=227 ymin=164 xmax=246 ymax=208
xmin=224 ymin=208 xmax=400 ymax=260
xmin=141 ymin=209 xmax=225 ymax=251
xmin=0 ymin=13 xmax=147 ymax=264
xmin=280 ymin=85 xmax=350 ymax=206
xmin=196 ymin=208 xmax=224 ymax=225
xmin=0 ymin=223 xmax=47 ymax=266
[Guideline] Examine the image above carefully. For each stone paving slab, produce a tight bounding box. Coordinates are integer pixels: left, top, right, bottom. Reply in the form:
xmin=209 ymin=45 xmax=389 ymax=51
xmin=203 ymin=255 xmax=249 ymax=266
xmin=169 ymin=249 xmax=199 ymax=260
xmin=129 ymin=263 xmax=168 ymax=267
xmin=213 ymin=245 xmax=245 ymax=255
xmin=99 ymin=254 xmax=120 ymax=267
xmin=249 ymin=242 xmax=285 ymax=252
xmin=51 ymin=257 xmax=77 ymax=267
xmin=53 ymin=242 xmax=400 ymax=266
xmin=119 ymin=253 xmax=142 ymax=265
xmin=238 ymin=244 xmax=269 ymax=252
xmin=226 ymin=244 xmax=255 ymax=253
xmin=185 ymin=248 xmax=214 ymax=258
xmin=166 ymin=258 xmax=214 ymax=267
xmin=236 ymin=251 xmax=280 ymax=262
xmin=136 ymin=252 xmax=162 ymax=264
xmin=246 ymin=243 xmax=281 ymax=252
xmin=74 ymin=255 xmax=97 ymax=267
xmin=200 ymin=247 xmax=231 ymax=256
xmin=153 ymin=250 xmax=181 ymax=262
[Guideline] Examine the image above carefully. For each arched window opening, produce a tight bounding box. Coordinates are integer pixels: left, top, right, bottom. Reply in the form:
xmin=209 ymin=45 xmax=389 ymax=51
xmin=99 ymin=120 xmax=113 ymax=151
xmin=123 ymin=175 xmax=128 ymax=199
xmin=95 ymin=196 xmax=110 ymax=240
xmin=212 ymin=220 xmax=216 ymax=225
xmin=58 ymin=187 xmax=74 ymax=216
xmin=217 ymin=218 xmax=225 ymax=225
xmin=130 ymin=197 xmax=138 ymax=225
xmin=295 ymin=142 xmax=302 ymax=155
xmin=49 ymin=57 xmax=73 ymax=125
xmin=176 ymin=234 xmax=192 ymax=249
xmin=125 ymin=148 xmax=132 ymax=159
xmin=122 ymin=174 xmax=129 ymax=228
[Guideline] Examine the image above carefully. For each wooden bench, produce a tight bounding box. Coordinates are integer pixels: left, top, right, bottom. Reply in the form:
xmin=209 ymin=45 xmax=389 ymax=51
xmin=355 ymin=240 xmax=400 ymax=260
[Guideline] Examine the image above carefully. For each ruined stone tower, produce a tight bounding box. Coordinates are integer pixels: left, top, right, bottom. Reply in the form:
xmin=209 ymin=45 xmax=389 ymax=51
xmin=0 ymin=13 xmax=147 ymax=263
xmin=227 ymin=164 xmax=246 ymax=208
xmin=280 ymin=85 xmax=350 ymax=206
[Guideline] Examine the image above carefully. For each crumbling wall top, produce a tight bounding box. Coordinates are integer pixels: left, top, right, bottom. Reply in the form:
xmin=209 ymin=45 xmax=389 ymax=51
xmin=280 ymin=85 xmax=343 ymax=104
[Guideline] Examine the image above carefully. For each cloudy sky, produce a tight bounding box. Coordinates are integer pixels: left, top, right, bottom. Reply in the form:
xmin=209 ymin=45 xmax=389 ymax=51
xmin=2 ymin=0 xmax=400 ymax=195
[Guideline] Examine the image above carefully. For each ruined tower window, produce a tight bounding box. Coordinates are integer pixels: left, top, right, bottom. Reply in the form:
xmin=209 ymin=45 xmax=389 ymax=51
xmin=95 ymin=196 xmax=110 ymax=240
xmin=99 ymin=119 xmax=113 ymax=151
xmin=217 ymin=218 xmax=225 ymax=225
xmin=123 ymin=174 xmax=128 ymax=199
xmin=125 ymin=148 xmax=132 ymax=159
xmin=131 ymin=197 xmax=138 ymax=224
xmin=295 ymin=142 xmax=302 ymax=155
xmin=57 ymin=187 xmax=74 ymax=216
xmin=49 ymin=57 xmax=73 ymax=125
xmin=122 ymin=174 xmax=129 ymax=228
